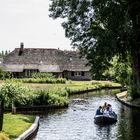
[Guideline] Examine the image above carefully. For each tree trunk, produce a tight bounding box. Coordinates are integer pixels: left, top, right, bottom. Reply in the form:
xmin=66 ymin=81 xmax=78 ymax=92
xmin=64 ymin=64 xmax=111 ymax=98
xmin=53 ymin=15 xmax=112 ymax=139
xmin=0 ymin=100 xmax=4 ymax=131
xmin=131 ymin=50 xmax=140 ymax=98
xmin=128 ymin=0 xmax=140 ymax=98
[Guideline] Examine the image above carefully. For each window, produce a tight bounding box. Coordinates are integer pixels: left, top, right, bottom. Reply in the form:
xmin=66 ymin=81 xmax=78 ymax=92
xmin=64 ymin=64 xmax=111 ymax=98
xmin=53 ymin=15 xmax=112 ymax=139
xmin=24 ymin=69 xmax=38 ymax=77
xmin=74 ymin=72 xmax=81 ymax=76
xmin=71 ymin=71 xmax=74 ymax=76
xmin=71 ymin=71 xmax=85 ymax=77
xmin=81 ymin=72 xmax=85 ymax=76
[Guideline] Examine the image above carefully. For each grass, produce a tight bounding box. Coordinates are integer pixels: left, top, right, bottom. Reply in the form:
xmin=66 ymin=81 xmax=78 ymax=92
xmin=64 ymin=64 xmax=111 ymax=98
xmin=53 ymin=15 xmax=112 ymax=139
xmin=23 ymin=80 xmax=121 ymax=91
xmin=0 ymin=132 xmax=10 ymax=140
xmin=1 ymin=113 xmax=35 ymax=140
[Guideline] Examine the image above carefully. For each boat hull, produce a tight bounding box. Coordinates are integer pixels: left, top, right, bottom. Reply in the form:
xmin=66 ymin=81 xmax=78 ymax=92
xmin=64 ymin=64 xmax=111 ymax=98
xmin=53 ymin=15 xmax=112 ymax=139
xmin=94 ymin=114 xmax=117 ymax=123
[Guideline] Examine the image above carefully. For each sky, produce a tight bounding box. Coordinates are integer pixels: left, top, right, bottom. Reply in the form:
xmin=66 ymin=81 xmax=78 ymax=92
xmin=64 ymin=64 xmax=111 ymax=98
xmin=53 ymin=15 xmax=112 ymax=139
xmin=0 ymin=0 xmax=72 ymax=52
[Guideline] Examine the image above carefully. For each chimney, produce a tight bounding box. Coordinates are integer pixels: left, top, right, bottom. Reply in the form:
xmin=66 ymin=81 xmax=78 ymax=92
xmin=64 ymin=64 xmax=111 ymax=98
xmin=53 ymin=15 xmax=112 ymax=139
xmin=19 ymin=42 xmax=24 ymax=56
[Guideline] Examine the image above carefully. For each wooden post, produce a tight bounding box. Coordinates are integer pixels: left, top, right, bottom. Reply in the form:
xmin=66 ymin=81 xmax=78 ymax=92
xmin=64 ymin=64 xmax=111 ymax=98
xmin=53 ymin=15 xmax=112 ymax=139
xmin=12 ymin=101 xmax=16 ymax=114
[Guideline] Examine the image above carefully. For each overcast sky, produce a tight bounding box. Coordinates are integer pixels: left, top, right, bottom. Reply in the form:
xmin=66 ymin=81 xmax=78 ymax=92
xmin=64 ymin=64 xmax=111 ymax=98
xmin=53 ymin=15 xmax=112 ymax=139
xmin=0 ymin=0 xmax=72 ymax=52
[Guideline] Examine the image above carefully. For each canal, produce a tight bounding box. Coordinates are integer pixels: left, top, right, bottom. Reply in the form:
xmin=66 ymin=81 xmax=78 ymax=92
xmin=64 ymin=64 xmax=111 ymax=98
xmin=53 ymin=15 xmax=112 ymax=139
xmin=33 ymin=90 xmax=140 ymax=140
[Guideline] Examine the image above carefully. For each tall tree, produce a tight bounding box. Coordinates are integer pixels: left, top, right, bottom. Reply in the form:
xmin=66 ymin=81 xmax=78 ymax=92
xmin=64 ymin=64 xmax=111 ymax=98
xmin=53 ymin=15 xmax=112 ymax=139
xmin=49 ymin=0 xmax=140 ymax=98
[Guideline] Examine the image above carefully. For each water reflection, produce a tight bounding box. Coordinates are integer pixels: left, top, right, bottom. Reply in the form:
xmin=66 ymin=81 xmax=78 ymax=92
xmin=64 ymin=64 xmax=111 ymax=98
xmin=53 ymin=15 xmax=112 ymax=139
xmin=33 ymin=90 xmax=140 ymax=140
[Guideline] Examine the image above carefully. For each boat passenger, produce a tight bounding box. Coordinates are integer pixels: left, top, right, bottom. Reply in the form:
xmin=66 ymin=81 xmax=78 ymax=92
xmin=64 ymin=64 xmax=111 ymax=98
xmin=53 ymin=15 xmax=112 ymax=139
xmin=103 ymin=106 xmax=110 ymax=116
xmin=102 ymin=102 xmax=108 ymax=111
xmin=108 ymin=104 xmax=113 ymax=115
xmin=96 ymin=106 xmax=103 ymax=115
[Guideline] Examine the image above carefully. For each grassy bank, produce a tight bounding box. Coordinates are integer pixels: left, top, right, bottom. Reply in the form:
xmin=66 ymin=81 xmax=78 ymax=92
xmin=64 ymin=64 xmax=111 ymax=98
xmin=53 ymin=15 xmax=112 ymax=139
xmin=23 ymin=80 xmax=121 ymax=91
xmin=0 ymin=113 xmax=35 ymax=140
xmin=0 ymin=80 xmax=121 ymax=107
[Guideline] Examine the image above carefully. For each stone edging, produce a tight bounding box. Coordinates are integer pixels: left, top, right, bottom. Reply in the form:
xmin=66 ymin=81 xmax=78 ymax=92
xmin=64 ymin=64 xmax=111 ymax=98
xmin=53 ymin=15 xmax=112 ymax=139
xmin=116 ymin=92 xmax=140 ymax=108
xmin=15 ymin=116 xmax=40 ymax=140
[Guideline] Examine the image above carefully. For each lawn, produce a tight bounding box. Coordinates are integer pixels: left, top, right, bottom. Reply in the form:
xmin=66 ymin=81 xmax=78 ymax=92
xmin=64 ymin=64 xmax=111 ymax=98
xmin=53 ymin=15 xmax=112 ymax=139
xmin=0 ymin=113 xmax=35 ymax=140
xmin=23 ymin=80 xmax=121 ymax=91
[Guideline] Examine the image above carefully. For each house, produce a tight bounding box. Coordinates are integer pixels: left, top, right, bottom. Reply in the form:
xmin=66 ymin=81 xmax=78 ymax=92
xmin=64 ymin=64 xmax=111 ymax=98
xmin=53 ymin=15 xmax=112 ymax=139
xmin=2 ymin=43 xmax=92 ymax=80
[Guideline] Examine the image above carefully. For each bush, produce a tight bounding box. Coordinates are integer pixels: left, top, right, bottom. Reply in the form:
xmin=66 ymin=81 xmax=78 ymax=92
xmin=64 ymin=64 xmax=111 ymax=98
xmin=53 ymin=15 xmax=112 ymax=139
xmin=32 ymin=72 xmax=54 ymax=78
xmin=13 ymin=88 xmax=69 ymax=107
xmin=0 ymin=82 xmax=31 ymax=108
xmin=32 ymin=90 xmax=49 ymax=105
xmin=32 ymin=89 xmax=68 ymax=106
xmin=12 ymin=77 xmax=66 ymax=84
xmin=0 ymin=67 xmax=13 ymax=80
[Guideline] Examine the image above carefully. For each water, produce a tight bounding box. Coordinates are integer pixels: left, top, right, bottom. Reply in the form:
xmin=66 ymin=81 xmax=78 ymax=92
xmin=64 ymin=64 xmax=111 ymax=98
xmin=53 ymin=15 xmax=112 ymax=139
xmin=33 ymin=90 xmax=140 ymax=140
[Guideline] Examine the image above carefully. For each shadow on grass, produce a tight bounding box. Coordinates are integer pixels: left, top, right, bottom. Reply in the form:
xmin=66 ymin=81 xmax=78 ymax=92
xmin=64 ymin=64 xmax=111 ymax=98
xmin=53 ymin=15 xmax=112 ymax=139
xmin=19 ymin=116 xmax=35 ymax=123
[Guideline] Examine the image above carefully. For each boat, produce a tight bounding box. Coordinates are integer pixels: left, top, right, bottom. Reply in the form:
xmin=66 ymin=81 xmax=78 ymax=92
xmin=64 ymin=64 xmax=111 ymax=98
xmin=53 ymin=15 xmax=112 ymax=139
xmin=94 ymin=112 xmax=117 ymax=123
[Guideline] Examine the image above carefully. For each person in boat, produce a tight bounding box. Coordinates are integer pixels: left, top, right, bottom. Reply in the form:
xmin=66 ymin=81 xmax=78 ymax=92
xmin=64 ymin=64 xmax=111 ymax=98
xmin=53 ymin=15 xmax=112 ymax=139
xmin=108 ymin=104 xmax=114 ymax=115
xmin=96 ymin=106 xmax=103 ymax=115
xmin=102 ymin=102 xmax=108 ymax=112
xmin=103 ymin=106 xmax=110 ymax=116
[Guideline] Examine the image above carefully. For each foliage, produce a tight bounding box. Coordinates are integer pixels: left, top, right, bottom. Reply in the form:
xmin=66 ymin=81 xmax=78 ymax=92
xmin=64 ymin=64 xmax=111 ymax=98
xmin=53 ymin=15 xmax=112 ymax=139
xmin=49 ymin=0 xmax=130 ymax=78
xmin=103 ymin=56 xmax=132 ymax=85
xmin=32 ymin=72 xmax=54 ymax=78
xmin=12 ymin=77 xmax=66 ymax=84
xmin=0 ymin=82 xmax=68 ymax=107
xmin=0 ymin=80 xmax=120 ymax=108
xmin=0 ymin=82 xmax=26 ymax=131
xmin=14 ymin=88 xmax=69 ymax=107
xmin=49 ymin=0 xmax=140 ymax=98
xmin=2 ymin=80 xmax=120 ymax=108
xmin=0 ymin=67 xmax=13 ymax=80
xmin=0 ymin=82 xmax=27 ymax=104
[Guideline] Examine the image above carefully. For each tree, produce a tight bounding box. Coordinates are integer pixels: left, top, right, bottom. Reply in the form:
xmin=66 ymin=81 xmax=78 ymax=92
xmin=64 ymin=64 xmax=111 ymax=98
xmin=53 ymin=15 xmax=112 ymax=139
xmin=0 ymin=82 xmax=24 ymax=131
xmin=103 ymin=55 xmax=132 ymax=86
xmin=49 ymin=0 xmax=140 ymax=98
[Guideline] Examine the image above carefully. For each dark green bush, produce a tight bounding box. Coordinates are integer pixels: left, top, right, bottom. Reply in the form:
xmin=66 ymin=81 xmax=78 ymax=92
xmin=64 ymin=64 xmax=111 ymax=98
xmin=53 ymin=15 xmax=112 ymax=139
xmin=32 ymin=72 xmax=54 ymax=78
xmin=1 ymin=82 xmax=68 ymax=108
xmin=12 ymin=77 xmax=66 ymax=84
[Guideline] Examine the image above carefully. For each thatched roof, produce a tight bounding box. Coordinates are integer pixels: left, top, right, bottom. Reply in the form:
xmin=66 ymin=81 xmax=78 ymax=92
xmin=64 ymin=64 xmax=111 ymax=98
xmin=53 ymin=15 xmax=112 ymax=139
xmin=3 ymin=47 xmax=90 ymax=72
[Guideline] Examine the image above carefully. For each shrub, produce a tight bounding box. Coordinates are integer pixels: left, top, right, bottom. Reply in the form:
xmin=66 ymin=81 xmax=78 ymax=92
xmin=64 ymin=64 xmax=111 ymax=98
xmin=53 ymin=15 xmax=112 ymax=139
xmin=12 ymin=77 xmax=66 ymax=84
xmin=14 ymin=88 xmax=69 ymax=107
xmin=0 ymin=82 xmax=31 ymax=108
xmin=32 ymin=90 xmax=49 ymax=105
xmin=32 ymin=72 xmax=54 ymax=78
xmin=0 ymin=67 xmax=13 ymax=80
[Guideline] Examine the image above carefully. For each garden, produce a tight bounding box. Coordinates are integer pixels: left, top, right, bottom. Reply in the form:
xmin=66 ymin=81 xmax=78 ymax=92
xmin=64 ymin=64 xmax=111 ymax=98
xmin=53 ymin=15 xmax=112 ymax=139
xmin=0 ymin=72 xmax=121 ymax=140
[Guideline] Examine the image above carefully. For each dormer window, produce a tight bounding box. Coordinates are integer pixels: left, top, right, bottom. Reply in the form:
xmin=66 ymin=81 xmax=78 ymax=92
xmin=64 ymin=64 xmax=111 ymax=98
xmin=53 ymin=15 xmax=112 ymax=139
xmin=40 ymin=61 xmax=43 ymax=64
xmin=69 ymin=56 xmax=72 ymax=61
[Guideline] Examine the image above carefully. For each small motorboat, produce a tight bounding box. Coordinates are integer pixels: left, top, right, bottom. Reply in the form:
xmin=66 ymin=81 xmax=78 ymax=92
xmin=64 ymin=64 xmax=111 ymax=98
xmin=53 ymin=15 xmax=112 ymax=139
xmin=94 ymin=112 xmax=117 ymax=123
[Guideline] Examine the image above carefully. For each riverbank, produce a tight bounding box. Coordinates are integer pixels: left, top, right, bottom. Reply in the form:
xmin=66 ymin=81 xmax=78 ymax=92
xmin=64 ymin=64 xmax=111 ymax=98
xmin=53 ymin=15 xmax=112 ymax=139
xmin=116 ymin=91 xmax=140 ymax=108
xmin=15 ymin=116 xmax=39 ymax=140
xmin=0 ymin=80 xmax=121 ymax=140
xmin=0 ymin=113 xmax=35 ymax=140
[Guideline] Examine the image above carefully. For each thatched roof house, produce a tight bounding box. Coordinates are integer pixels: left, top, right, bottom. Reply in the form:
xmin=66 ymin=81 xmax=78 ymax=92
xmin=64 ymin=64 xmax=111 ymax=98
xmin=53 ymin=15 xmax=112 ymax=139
xmin=2 ymin=43 xmax=91 ymax=80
